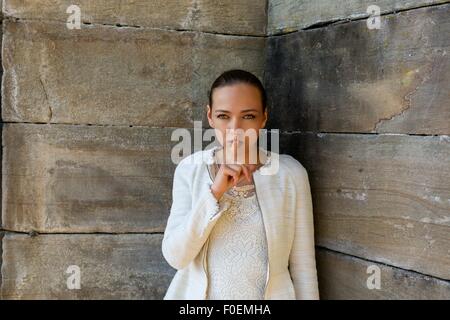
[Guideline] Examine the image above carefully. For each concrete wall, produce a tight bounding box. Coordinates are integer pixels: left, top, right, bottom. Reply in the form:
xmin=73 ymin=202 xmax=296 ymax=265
xmin=266 ymin=0 xmax=450 ymax=299
xmin=1 ymin=0 xmax=449 ymax=299
xmin=0 ymin=0 xmax=265 ymax=299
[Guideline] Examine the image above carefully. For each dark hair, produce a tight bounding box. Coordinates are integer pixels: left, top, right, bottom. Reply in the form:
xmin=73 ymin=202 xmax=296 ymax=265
xmin=208 ymin=69 xmax=267 ymax=113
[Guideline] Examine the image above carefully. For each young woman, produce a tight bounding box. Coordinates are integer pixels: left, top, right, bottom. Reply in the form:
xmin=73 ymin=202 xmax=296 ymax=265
xmin=162 ymin=69 xmax=319 ymax=300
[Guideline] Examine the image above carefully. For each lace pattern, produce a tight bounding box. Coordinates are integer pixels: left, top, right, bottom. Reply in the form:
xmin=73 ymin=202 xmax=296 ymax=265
xmin=205 ymin=149 xmax=268 ymax=300
xmin=205 ymin=190 xmax=268 ymax=300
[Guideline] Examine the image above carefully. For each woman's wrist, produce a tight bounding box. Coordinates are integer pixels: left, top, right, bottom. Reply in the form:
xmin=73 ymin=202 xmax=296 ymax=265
xmin=210 ymin=185 xmax=223 ymax=201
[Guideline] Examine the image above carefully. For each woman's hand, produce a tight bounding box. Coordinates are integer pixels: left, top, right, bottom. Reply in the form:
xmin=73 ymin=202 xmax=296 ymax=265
xmin=210 ymin=163 xmax=252 ymax=201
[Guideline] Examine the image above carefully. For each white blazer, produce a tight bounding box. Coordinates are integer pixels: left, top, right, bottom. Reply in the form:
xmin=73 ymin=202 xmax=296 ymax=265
xmin=162 ymin=145 xmax=319 ymax=299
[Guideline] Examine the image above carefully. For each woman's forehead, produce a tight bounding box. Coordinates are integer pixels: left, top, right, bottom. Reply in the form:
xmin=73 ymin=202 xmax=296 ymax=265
xmin=212 ymin=85 xmax=263 ymax=110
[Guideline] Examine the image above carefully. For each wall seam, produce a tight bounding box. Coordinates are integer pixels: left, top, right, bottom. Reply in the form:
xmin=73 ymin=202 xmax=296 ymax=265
xmin=269 ymin=1 xmax=450 ymax=36
xmin=317 ymin=245 xmax=450 ymax=284
xmin=2 ymin=16 xmax=267 ymax=38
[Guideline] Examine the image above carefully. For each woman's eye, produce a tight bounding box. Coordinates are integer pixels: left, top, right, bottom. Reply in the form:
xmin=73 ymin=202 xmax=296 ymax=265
xmin=216 ymin=114 xmax=255 ymax=119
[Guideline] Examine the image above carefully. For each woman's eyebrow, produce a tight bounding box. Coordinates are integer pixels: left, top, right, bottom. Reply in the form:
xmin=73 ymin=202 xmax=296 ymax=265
xmin=215 ymin=109 xmax=259 ymax=113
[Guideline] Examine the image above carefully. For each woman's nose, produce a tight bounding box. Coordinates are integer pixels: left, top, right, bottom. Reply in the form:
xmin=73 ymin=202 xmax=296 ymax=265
xmin=227 ymin=118 xmax=242 ymax=131
xmin=225 ymin=127 xmax=244 ymax=142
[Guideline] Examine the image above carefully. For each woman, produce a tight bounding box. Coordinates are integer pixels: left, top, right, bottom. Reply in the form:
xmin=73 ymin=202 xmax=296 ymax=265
xmin=162 ymin=69 xmax=319 ymax=300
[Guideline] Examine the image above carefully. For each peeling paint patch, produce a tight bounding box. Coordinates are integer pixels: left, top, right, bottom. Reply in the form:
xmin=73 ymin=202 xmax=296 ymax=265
xmin=422 ymin=194 xmax=444 ymax=203
xmin=420 ymin=216 xmax=450 ymax=224
xmin=338 ymin=189 xmax=368 ymax=201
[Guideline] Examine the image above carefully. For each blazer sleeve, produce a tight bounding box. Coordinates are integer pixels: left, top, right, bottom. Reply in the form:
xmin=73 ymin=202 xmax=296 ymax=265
xmin=162 ymin=158 xmax=230 ymax=270
xmin=288 ymin=162 xmax=320 ymax=300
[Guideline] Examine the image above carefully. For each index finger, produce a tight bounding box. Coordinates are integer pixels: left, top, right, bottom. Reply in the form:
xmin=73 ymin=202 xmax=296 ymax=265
xmin=241 ymin=164 xmax=251 ymax=183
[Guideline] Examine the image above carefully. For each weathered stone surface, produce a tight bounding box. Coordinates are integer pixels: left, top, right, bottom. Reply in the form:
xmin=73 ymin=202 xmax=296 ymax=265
xmin=280 ymin=132 xmax=450 ymax=280
xmin=266 ymin=4 xmax=450 ymax=134
xmin=2 ymin=0 xmax=449 ymax=301
xmin=4 ymin=0 xmax=267 ymax=36
xmin=2 ymin=20 xmax=265 ymax=126
xmin=268 ymin=0 xmax=448 ymax=35
xmin=317 ymin=248 xmax=450 ymax=299
xmin=2 ymin=123 xmax=187 ymax=233
xmin=0 ymin=231 xmax=4 ymax=290
xmin=0 ymin=233 xmax=174 ymax=299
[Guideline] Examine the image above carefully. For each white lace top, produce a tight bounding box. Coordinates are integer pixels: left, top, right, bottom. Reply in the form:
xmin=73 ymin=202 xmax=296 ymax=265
xmin=205 ymin=155 xmax=269 ymax=300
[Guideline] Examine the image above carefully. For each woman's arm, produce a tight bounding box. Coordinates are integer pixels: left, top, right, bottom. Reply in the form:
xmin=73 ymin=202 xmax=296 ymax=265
xmin=288 ymin=161 xmax=320 ymax=299
xmin=162 ymin=159 xmax=230 ymax=270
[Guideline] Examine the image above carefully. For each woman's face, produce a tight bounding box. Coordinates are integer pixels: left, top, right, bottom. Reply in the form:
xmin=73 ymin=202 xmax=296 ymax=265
xmin=207 ymin=83 xmax=267 ymax=163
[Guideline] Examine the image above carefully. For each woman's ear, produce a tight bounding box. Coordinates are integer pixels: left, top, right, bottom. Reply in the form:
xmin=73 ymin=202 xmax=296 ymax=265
xmin=206 ymin=104 xmax=214 ymax=127
xmin=261 ymin=108 xmax=268 ymax=128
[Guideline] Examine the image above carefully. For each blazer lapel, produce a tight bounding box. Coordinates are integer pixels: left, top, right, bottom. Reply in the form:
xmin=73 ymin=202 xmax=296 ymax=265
xmin=253 ymin=166 xmax=276 ymax=298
